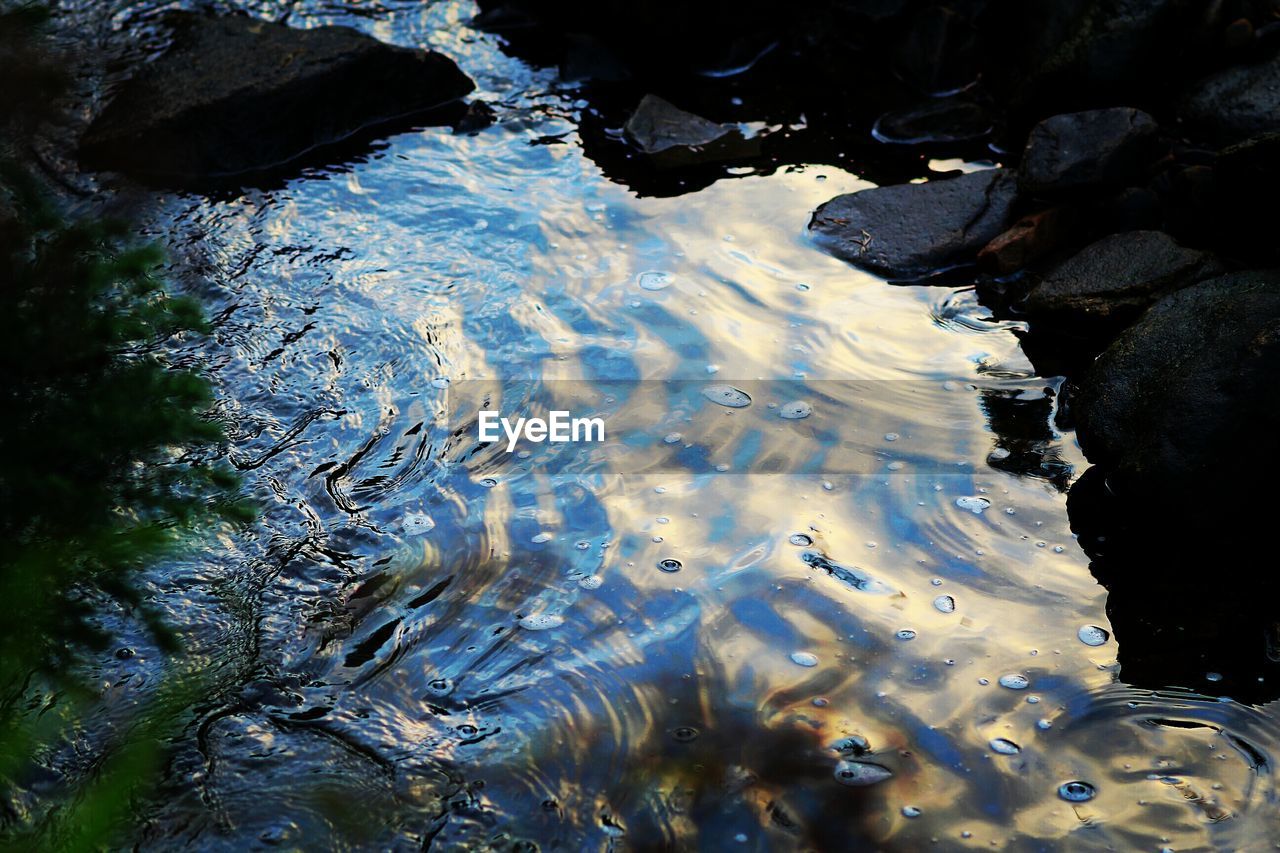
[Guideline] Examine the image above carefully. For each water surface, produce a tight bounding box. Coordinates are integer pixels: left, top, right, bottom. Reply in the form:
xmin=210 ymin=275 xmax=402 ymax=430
xmin=67 ymin=1 xmax=1280 ymax=848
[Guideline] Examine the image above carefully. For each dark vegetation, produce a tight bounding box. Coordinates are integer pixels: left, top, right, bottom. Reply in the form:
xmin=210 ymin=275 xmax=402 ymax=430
xmin=0 ymin=4 xmax=250 ymax=846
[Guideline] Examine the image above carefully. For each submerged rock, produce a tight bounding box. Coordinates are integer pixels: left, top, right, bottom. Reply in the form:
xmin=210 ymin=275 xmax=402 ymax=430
xmin=1022 ymin=231 xmax=1221 ymax=321
xmin=1072 ymin=270 xmax=1280 ymax=502
xmin=1182 ymin=54 xmax=1280 ymax=143
xmin=809 ymin=169 xmax=1017 ymax=280
xmin=79 ymin=13 xmax=474 ymax=183
xmin=871 ymin=97 xmax=993 ymax=145
xmin=1019 ymin=108 xmax=1158 ymax=195
xmin=624 ymin=95 xmax=736 ymax=154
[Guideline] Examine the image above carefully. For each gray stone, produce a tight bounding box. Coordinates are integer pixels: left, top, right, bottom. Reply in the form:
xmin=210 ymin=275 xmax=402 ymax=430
xmin=1023 ymin=231 xmax=1221 ymax=320
xmin=1182 ymin=54 xmax=1280 ymax=144
xmin=808 ymin=169 xmax=1018 ymax=279
xmin=1019 ymin=108 xmax=1158 ymax=195
xmin=624 ymin=95 xmax=735 ymax=154
xmin=79 ymin=13 xmax=474 ymax=182
xmin=1072 ymin=270 xmax=1280 ymax=500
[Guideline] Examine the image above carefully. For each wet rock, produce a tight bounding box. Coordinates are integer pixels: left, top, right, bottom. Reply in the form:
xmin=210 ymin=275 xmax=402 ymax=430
xmin=1182 ymin=53 xmax=1280 ymax=143
xmin=1019 ymin=108 xmax=1159 ymax=195
xmin=1071 ymin=270 xmax=1280 ymax=502
xmin=871 ymin=97 xmax=993 ymax=145
xmin=79 ymin=13 xmax=474 ymax=183
xmin=809 ymin=168 xmax=1018 ymax=280
xmin=978 ymin=206 xmax=1083 ymax=274
xmin=622 ymin=95 xmax=759 ymax=169
xmin=1022 ymin=231 xmax=1222 ymax=321
xmin=624 ymin=95 xmax=735 ymax=154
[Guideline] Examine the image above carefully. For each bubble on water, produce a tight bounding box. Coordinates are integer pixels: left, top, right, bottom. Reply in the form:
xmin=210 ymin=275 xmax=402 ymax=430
xmin=978 ymin=678 xmax=990 ymax=685
xmin=637 ymin=270 xmax=673 ymax=291
xmin=657 ymin=558 xmax=683 ymax=573
xmin=833 ymin=760 xmax=893 ymax=787
xmin=1037 ymin=718 xmax=1053 ymax=730
xmin=671 ymin=726 xmax=699 ymax=742
xmin=479 ymin=477 xmax=498 ymax=488
xmin=999 ymin=674 xmax=1030 ymax=690
xmin=1053 ymin=545 xmax=1066 ymax=553
xmin=1058 ymin=780 xmax=1097 ymax=802
xmin=1077 ymin=625 xmax=1109 ymax=646
xmin=901 ymin=806 xmax=922 ymax=818
xmin=956 ymin=496 xmax=991 ymax=514
xmin=931 ymin=578 xmax=943 ymax=586
xmin=933 ymin=594 xmax=956 ymax=613
xmin=895 ymin=629 xmax=917 ymax=641
xmin=780 ymin=400 xmax=812 ymax=419
xmin=790 ymin=651 xmax=820 ymax=667
xmin=989 ymin=737 xmax=1021 ymax=755
xmin=403 ymin=512 xmax=436 ymax=535
xmin=702 ymin=384 xmax=752 ymax=408
xmin=663 ymin=432 xmax=683 ymax=444
xmin=706 ymin=364 xmax=720 ymax=375
xmin=531 ymin=532 xmax=553 ymax=543
xmin=520 ymin=614 xmax=564 ymax=631
xmin=428 ymin=678 xmax=452 ymax=694
xmin=575 ymin=539 xmax=591 ymax=550
xmin=652 ymin=535 xmax=664 ymax=543
xmin=789 ymin=533 xmax=813 ymax=546
xmin=796 ymin=282 xmax=811 ymax=291
xmin=822 ymin=480 xmax=835 ymax=491
xmin=884 ymin=432 xmax=899 ymax=442
xmin=578 ymin=574 xmax=603 ymax=590
xmin=1206 ymin=671 xmax=1224 ymax=682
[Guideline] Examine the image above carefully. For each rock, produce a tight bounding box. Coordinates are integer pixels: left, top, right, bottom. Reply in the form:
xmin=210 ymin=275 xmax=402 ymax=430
xmin=1019 ymin=108 xmax=1159 ymax=195
xmin=1182 ymin=53 xmax=1280 ymax=143
xmin=1216 ymin=132 xmax=1280 ymax=197
xmin=1071 ymin=270 xmax=1280 ymax=502
xmin=871 ymin=97 xmax=993 ymax=145
xmin=79 ymin=13 xmax=474 ymax=183
xmin=809 ymin=169 xmax=1018 ymax=279
xmin=893 ymin=5 xmax=979 ymax=94
xmin=978 ymin=206 xmax=1083 ymax=274
xmin=624 ymin=95 xmax=736 ymax=154
xmin=981 ymin=0 xmax=1206 ymax=112
xmin=1022 ymin=231 xmax=1221 ymax=321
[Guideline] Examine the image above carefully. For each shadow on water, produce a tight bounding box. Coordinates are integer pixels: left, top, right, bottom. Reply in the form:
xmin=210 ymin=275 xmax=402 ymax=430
xmin=1068 ymin=466 xmax=1280 ymax=706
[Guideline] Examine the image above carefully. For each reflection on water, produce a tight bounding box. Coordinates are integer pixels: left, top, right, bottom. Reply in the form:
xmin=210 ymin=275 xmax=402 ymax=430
xmin=65 ymin=0 xmax=1280 ymax=848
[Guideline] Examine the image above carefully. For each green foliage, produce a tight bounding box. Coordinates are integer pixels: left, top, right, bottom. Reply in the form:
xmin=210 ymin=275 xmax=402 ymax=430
xmin=0 ymin=5 xmax=252 ymax=848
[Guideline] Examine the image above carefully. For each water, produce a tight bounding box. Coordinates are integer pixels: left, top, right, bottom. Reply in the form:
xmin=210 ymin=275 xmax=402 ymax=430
xmin=54 ymin=1 xmax=1280 ymax=849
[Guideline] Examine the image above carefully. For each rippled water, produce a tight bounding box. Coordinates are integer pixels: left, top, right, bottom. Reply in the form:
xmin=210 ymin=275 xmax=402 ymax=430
xmin=64 ymin=1 xmax=1280 ymax=848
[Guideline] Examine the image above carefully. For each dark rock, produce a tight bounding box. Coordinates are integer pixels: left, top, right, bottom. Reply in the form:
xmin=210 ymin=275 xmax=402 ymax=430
xmin=1019 ymin=108 xmax=1159 ymax=195
xmin=1071 ymin=270 xmax=1280 ymax=502
xmin=1216 ymin=132 xmax=1280 ymax=197
xmin=809 ymin=168 xmax=1018 ymax=279
xmin=978 ymin=206 xmax=1083 ymax=274
xmin=893 ymin=5 xmax=979 ymax=94
xmin=624 ymin=95 xmax=735 ymax=154
xmin=1093 ymin=185 xmax=1161 ymax=233
xmin=621 ymin=95 xmax=759 ymax=168
xmin=1022 ymin=230 xmax=1222 ymax=321
xmin=981 ymin=0 xmax=1208 ymax=114
xmin=1182 ymin=53 xmax=1280 ymax=143
xmin=79 ymin=13 xmax=474 ymax=183
xmin=871 ymin=97 xmax=993 ymax=145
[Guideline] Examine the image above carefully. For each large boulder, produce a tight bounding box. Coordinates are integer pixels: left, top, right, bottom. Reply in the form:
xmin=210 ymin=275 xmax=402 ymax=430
xmin=1182 ymin=53 xmax=1280 ymax=144
xmin=1019 ymin=108 xmax=1158 ymax=195
xmin=1021 ymin=230 xmax=1221 ymax=322
xmin=79 ymin=13 xmax=474 ymax=183
xmin=1071 ymin=270 xmax=1280 ymax=503
xmin=808 ymin=168 xmax=1018 ymax=280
